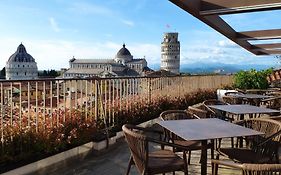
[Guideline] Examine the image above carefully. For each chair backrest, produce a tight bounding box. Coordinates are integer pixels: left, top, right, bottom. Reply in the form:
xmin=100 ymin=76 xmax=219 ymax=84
xmin=223 ymin=94 xmax=243 ymax=104
xmin=239 ymin=118 xmax=281 ymax=162
xmin=187 ymin=106 xmax=208 ymax=119
xmin=203 ymin=99 xmax=229 ymax=120
xmin=241 ymin=163 xmax=281 ymax=175
xmin=159 ymin=110 xmax=199 ymax=121
xmin=203 ymin=99 xmax=227 ymax=106
xmin=122 ymin=124 xmax=148 ymax=174
xmin=160 ymin=110 xmax=199 ymax=142
xmin=263 ymin=96 xmax=281 ymax=110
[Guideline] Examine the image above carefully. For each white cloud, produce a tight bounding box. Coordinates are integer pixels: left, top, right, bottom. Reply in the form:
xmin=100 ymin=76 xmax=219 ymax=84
xmin=180 ymin=39 xmax=276 ymax=66
xmin=218 ymin=40 xmax=237 ymax=48
xmin=121 ymin=19 xmax=135 ymax=27
xmin=0 ymin=38 xmax=161 ymax=70
xmin=129 ymin=43 xmax=160 ymax=65
xmin=49 ymin=17 xmax=61 ymax=32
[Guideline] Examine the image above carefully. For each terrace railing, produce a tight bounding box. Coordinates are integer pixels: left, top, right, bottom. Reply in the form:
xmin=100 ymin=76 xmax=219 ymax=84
xmin=0 ymin=75 xmax=233 ymax=142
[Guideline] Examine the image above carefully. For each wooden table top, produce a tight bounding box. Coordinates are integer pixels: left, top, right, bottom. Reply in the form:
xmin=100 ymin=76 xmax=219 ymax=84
xmin=158 ymin=118 xmax=263 ymax=141
xmin=208 ymin=104 xmax=280 ymax=115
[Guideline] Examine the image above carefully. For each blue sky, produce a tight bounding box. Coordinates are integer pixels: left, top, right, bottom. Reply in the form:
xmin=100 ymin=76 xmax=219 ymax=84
xmin=0 ymin=0 xmax=280 ymax=70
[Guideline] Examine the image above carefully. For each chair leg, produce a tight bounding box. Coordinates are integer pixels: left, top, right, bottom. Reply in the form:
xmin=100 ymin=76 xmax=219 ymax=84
xmin=213 ymin=154 xmax=220 ymax=175
xmin=183 ymin=151 xmax=189 ymax=175
xmin=126 ymin=156 xmax=134 ymax=175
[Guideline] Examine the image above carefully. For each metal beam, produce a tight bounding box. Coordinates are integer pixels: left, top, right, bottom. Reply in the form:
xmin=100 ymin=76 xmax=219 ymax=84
xmin=200 ymin=0 xmax=281 ymax=15
xmin=237 ymin=29 xmax=281 ymax=40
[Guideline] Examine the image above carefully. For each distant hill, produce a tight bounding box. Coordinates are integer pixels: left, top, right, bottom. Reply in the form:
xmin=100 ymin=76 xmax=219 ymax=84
xmin=180 ymin=63 xmax=274 ymax=74
xmin=149 ymin=63 xmax=276 ymax=75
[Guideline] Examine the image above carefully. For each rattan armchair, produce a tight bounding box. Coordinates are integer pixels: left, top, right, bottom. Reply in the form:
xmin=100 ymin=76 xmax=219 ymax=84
xmin=212 ymin=159 xmax=281 ymax=175
xmin=160 ymin=110 xmax=214 ymax=165
xmin=223 ymin=93 xmax=244 ymax=104
xmin=203 ymin=99 xmax=234 ymax=121
xmin=261 ymin=96 xmax=281 ymax=114
xmin=214 ymin=118 xmax=281 ymax=175
xmin=122 ymin=124 xmax=188 ymax=175
xmin=187 ymin=105 xmax=208 ymax=119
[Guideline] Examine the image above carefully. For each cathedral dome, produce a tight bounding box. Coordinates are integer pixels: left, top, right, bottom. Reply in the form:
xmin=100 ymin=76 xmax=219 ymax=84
xmin=116 ymin=44 xmax=132 ymax=57
xmin=7 ymin=43 xmax=35 ymax=63
xmin=115 ymin=44 xmax=133 ymax=64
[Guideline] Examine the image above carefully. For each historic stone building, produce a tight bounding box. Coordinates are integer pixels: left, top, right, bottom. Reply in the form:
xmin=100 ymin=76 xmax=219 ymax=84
xmin=5 ymin=43 xmax=38 ymax=80
xmin=63 ymin=44 xmax=150 ymax=78
xmin=161 ymin=32 xmax=180 ymax=74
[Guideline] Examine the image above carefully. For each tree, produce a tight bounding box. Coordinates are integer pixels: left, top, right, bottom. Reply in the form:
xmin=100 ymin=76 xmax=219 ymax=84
xmin=234 ymin=68 xmax=273 ymax=89
xmin=0 ymin=67 xmax=5 ymax=77
xmin=38 ymin=69 xmax=60 ymax=77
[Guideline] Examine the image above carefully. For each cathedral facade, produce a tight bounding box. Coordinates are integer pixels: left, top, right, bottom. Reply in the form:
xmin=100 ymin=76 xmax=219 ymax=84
xmin=63 ymin=44 xmax=150 ymax=78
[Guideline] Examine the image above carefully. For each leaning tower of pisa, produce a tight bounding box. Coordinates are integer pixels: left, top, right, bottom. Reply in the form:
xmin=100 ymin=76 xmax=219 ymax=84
xmin=161 ymin=32 xmax=180 ymax=74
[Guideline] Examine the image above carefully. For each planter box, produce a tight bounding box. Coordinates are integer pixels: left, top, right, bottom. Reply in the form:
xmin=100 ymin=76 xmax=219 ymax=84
xmin=93 ymin=135 xmax=117 ymax=151
xmin=2 ymin=142 xmax=94 ymax=175
xmin=3 ymin=118 xmax=159 ymax=175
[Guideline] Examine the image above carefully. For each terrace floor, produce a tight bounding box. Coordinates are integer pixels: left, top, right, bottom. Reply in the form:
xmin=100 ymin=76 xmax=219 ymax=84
xmin=31 ymin=125 xmax=241 ymax=175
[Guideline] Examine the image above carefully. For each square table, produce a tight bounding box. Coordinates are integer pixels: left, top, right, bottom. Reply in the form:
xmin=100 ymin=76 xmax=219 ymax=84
xmin=230 ymin=93 xmax=272 ymax=100
xmin=208 ymin=104 xmax=280 ymax=119
xmin=229 ymin=93 xmax=272 ymax=106
xmin=158 ymin=118 xmax=264 ymax=175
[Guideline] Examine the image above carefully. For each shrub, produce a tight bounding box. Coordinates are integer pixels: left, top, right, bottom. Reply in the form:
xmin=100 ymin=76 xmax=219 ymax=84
xmin=0 ymin=89 xmax=216 ymax=173
xmin=234 ymin=68 xmax=273 ymax=90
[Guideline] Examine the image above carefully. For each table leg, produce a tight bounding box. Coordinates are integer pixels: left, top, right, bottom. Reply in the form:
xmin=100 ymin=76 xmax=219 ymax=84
xmin=201 ymin=140 xmax=207 ymax=175
xmin=239 ymin=114 xmax=244 ymax=147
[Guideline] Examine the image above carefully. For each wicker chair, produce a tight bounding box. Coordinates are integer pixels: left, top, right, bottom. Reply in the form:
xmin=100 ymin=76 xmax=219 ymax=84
xmin=260 ymin=96 xmax=281 ymax=116
xmin=122 ymin=124 xmax=188 ymax=175
xmin=224 ymin=92 xmax=244 ymax=104
xmin=214 ymin=118 xmax=281 ymax=175
xmin=203 ymin=99 xmax=234 ymax=121
xmin=187 ymin=105 xmax=208 ymax=119
xmin=225 ymin=91 xmax=253 ymax=105
xmin=160 ymin=110 xmax=214 ymax=165
xmin=212 ymin=159 xmax=281 ymax=175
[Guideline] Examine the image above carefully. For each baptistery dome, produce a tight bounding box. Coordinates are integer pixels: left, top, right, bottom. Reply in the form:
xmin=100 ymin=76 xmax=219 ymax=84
xmin=5 ymin=43 xmax=38 ymax=80
xmin=8 ymin=43 xmax=35 ymax=63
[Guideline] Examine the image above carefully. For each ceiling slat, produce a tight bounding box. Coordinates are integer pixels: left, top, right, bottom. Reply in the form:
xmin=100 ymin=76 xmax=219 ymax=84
xmin=200 ymin=0 xmax=281 ymax=15
xmin=237 ymin=29 xmax=281 ymax=40
xmin=253 ymin=43 xmax=281 ymax=49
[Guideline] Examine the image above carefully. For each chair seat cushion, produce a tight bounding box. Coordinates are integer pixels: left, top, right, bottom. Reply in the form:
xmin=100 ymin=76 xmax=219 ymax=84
xmin=147 ymin=149 xmax=185 ymax=174
xmin=219 ymin=148 xmax=271 ymax=163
